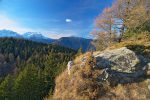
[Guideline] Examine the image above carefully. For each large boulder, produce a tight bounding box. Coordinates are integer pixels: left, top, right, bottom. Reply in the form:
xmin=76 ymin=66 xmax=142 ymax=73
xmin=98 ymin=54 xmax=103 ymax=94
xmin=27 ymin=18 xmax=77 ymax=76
xmin=94 ymin=47 xmax=141 ymax=73
xmin=94 ymin=47 xmax=149 ymax=84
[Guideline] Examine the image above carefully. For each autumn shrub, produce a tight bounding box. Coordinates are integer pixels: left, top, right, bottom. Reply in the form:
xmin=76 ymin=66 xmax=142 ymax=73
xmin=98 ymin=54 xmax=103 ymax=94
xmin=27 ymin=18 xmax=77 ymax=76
xmin=52 ymin=52 xmax=110 ymax=100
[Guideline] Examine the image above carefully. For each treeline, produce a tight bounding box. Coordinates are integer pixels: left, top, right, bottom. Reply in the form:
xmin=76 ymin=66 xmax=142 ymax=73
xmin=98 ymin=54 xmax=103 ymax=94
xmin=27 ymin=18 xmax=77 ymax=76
xmin=92 ymin=0 xmax=150 ymax=50
xmin=0 ymin=38 xmax=76 ymax=99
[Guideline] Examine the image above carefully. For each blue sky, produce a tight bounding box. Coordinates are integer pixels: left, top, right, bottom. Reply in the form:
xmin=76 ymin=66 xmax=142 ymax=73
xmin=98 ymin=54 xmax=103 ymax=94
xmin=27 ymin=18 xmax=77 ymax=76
xmin=0 ymin=0 xmax=114 ymax=39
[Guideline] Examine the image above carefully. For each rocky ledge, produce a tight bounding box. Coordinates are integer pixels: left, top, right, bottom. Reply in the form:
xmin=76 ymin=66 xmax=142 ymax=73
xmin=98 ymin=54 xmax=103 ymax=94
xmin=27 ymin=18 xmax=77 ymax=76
xmin=94 ymin=47 xmax=150 ymax=84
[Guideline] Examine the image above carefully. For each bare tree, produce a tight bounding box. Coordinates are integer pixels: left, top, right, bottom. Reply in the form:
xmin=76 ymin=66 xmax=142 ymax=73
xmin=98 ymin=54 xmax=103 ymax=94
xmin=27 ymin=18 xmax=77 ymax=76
xmin=112 ymin=0 xmax=150 ymax=41
xmin=91 ymin=31 xmax=110 ymax=51
xmin=95 ymin=7 xmax=115 ymax=40
xmin=92 ymin=0 xmax=150 ymax=50
xmin=112 ymin=0 xmax=133 ymax=42
xmin=92 ymin=7 xmax=116 ymax=50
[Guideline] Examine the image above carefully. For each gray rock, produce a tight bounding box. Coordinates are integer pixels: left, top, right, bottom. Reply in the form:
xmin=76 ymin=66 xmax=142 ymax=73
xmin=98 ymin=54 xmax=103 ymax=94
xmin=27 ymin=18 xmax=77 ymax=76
xmin=148 ymin=85 xmax=150 ymax=91
xmin=148 ymin=63 xmax=150 ymax=70
xmin=94 ymin=47 xmax=140 ymax=73
xmin=94 ymin=47 xmax=149 ymax=84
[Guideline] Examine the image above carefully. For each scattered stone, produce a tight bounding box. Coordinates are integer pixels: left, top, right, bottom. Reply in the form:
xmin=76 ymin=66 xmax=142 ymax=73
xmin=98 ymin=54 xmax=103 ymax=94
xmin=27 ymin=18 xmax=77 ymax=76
xmin=148 ymin=63 xmax=150 ymax=70
xmin=67 ymin=61 xmax=74 ymax=75
xmin=148 ymin=85 xmax=150 ymax=91
xmin=146 ymin=63 xmax=150 ymax=75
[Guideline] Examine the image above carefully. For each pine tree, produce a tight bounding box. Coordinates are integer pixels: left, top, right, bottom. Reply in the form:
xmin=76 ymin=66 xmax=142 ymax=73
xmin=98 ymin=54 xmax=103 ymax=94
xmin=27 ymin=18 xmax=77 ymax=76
xmin=12 ymin=64 xmax=44 ymax=100
xmin=0 ymin=75 xmax=14 ymax=99
xmin=76 ymin=47 xmax=83 ymax=56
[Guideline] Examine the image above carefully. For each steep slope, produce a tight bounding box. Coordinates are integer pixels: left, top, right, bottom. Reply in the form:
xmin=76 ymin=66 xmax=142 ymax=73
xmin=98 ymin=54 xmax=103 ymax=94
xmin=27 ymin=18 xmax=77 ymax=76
xmin=51 ymin=33 xmax=150 ymax=100
xmin=0 ymin=38 xmax=76 ymax=99
xmin=0 ymin=38 xmax=75 ymax=77
xmin=52 ymin=48 xmax=150 ymax=100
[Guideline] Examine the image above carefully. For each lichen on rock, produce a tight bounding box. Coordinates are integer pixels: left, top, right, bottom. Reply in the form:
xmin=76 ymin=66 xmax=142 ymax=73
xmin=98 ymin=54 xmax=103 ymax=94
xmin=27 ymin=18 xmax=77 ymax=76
xmin=94 ymin=47 xmax=142 ymax=73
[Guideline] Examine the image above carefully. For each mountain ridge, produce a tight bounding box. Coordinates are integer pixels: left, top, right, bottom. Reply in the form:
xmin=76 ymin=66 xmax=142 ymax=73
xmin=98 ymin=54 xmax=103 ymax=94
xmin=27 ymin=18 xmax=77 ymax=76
xmin=0 ymin=29 xmax=94 ymax=51
xmin=53 ymin=36 xmax=93 ymax=52
xmin=0 ymin=29 xmax=22 ymax=38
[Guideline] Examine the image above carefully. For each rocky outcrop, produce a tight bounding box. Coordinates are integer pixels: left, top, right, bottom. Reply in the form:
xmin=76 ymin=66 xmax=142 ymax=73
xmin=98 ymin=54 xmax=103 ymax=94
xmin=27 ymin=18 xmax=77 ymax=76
xmin=53 ymin=47 xmax=150 ymax=100
xmin=94 ymin=47 xmax=149 ymax=84
xmin=94 ymin=47 xmax=140 ymax=72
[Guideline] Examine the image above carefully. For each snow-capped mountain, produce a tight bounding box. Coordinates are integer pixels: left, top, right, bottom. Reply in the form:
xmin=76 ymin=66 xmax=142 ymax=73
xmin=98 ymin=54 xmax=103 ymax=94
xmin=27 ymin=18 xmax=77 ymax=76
xmin=0 ymin=30 xmax=22 ymax=38
xmin=0 ymin=29 xmax=94 ymax=51
xmin=22 ymin=32 xmax=55 ymax=43
xmin=23 ymin=32 xmax=48 ymax=39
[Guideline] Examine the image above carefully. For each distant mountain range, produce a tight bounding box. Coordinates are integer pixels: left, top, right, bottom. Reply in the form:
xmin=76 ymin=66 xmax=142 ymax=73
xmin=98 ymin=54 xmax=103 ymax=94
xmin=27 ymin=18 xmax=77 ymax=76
xmin=0 ymin=29 xmax=94 ymax=51
xmin=53 ymin=37 xmax=93 ymax=51
xmin=0 ymin=30 xmax=22 ymax=38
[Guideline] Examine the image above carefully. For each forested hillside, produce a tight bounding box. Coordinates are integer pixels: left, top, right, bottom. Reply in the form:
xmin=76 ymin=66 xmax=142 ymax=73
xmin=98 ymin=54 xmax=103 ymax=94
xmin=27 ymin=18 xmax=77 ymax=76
xmin=0 ymin=38 xmax=76 ymax=99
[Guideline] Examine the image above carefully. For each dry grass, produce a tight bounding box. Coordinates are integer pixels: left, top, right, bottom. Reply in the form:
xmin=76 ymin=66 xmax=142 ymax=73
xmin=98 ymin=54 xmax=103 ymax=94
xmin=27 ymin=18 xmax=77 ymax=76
xmin=108 ymin=32 xmax=150 ymax=59
xmin=74 ymin=52 xmax=92 ymax=64
xmin=52 ymin=53 xmax=110 ymax=100
xmin=51 ymin=51 xmax=150 ymax=100
xmin=100 ymin=79 xmax=150 ymax=100
xmin=109 ymin=33 xmax=149 ymax=48
xmin=49 ymin=33 xmax=150 ymax=100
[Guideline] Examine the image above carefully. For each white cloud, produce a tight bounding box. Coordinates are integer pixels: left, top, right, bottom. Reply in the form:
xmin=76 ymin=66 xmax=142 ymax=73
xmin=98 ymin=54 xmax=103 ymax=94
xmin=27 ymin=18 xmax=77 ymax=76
xmin=65 ymin=18 xmax=72 ymax=23
xmin=0 ymin=14 xmax=77 ymax=39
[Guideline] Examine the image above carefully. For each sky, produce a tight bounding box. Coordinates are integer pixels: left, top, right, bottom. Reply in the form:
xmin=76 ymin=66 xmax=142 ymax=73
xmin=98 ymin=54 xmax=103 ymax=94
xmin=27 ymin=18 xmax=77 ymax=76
xmin=0 ymin=0 xmax=114 ymax=39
